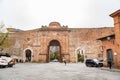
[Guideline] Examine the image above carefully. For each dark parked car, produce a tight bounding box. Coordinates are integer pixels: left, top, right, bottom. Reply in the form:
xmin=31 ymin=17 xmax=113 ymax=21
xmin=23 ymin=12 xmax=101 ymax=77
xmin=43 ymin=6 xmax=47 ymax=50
xmin=85 ymin=59 xmax=103 ymax=67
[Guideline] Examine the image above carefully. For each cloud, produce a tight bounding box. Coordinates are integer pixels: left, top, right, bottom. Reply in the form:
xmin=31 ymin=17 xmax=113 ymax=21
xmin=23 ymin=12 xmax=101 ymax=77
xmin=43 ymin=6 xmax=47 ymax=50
xmin=0 ymin=0 xmax=120 ymax=30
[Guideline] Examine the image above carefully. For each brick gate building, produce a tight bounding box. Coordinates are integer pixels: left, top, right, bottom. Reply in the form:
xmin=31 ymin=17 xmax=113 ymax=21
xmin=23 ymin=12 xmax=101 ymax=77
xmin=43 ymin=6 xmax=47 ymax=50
xmin=3 ymin=21 xmax=113 ymax=63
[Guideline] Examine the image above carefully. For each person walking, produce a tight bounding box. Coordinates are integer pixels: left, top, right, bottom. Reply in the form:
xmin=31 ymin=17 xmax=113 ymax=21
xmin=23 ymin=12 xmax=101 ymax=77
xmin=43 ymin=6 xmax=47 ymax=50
xmin=108 ymin=59 xmax=112 ymax=69
xmin=63 ymin=56 xmax=66 ymax=66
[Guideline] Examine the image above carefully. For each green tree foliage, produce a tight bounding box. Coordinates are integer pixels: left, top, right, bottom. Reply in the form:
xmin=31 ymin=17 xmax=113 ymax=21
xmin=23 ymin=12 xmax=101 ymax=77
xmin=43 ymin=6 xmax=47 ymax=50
xmin=77 ymin=53 xmax=84 ymax=62
xmin=0 ymin=32 xmax=8 ymax=45
xmin=50 ymin=52 xmax=58 ymax=60
xmin=50 ymin=53 xmax=55 ymax=60
xmin=0 ymin=23 xmax=12 ymax=48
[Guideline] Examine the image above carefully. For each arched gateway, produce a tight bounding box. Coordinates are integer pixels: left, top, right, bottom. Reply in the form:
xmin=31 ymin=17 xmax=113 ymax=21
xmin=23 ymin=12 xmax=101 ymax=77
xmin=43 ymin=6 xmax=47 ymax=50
xmin=47 ymin=40 xmax=62 ymax=62
xmin=25 ymin=49 xmax=32 ymax=62
xmin=36 ymin=22 xmax=70 ymax=63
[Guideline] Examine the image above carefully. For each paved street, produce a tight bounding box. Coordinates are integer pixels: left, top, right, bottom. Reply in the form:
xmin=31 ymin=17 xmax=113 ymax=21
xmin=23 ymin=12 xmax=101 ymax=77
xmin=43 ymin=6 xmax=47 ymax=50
xmin=0 ymin=62 xmax=120 ymax=80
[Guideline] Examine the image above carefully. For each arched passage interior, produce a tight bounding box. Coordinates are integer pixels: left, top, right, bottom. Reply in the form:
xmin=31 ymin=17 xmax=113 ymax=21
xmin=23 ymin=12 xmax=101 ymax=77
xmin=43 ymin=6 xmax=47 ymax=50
xmin=47 ymin=40 xmax=62 ymax=62
xmin=25 ymin=49 xmax=32 ymax=62
xmin=75 ymin=48 xmax=86 ymax=62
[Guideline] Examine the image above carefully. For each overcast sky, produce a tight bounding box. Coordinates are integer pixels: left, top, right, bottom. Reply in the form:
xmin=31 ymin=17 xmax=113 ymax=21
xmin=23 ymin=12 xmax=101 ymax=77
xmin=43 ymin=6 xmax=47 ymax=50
xmin=0 ymin=0 xmax=120 ymax=30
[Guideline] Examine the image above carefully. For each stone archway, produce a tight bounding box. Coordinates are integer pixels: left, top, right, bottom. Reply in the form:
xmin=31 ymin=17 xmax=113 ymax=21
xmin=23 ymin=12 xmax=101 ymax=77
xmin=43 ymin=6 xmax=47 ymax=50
xmin=47 ymin=40 xmax=62 ymax=62
xmin=75 ymin=47 xmax=86 ymax=62
xmin=25 ymin=49 xmax=32 ymax=62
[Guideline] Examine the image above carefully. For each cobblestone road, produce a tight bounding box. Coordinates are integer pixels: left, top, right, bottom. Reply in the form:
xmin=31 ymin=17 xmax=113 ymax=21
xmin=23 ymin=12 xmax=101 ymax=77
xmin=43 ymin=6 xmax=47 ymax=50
xmin=0 ymin=62 xmax=120 ymax=80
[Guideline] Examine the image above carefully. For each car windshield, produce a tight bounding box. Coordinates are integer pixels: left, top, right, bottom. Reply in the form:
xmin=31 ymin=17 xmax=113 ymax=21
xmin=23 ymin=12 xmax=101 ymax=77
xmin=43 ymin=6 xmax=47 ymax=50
xmin=93 ymin=59 xmax=99 ymax=62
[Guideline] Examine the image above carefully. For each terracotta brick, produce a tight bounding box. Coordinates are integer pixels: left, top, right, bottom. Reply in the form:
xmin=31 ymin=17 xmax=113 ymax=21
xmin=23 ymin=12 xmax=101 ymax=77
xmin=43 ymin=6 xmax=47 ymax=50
xmin=2 ymin=21 xmax=114 ymax=63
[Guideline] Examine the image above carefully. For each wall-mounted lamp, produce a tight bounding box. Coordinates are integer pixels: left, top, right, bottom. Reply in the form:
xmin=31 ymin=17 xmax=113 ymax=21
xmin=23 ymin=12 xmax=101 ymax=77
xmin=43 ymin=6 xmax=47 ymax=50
xmin=107 ymin=36 xmax=111 ymax=40
xmin=114 ymin=52 xmax=117 ymax=56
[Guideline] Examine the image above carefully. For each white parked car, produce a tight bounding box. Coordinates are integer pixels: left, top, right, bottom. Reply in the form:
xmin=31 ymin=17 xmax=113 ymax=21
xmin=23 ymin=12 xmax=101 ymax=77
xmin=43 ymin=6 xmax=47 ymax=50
xmin=0 ymin=57 xmax=8 ymax=68
xmin=0 ymin=56 xmax=15 ymax=68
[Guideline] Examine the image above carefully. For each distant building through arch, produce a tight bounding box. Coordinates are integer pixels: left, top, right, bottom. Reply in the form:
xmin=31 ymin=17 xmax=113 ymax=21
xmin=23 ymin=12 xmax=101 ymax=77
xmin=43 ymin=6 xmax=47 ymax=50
xmin=47 ymin=40 xmax=62 ymax=62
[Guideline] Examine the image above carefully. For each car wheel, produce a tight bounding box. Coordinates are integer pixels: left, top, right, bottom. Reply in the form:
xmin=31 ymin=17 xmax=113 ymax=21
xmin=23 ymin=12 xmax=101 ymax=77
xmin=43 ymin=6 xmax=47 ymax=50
xmin=1 ymin=66 xmax=6 ymax=68
xmin=86 ymin=64 xmax=89 ymax=67
xmin=8 ymin=64 xmax=13 ymax=67
xmin=99 ymin=64 xmax=103 ymax=67
xmin=95 ymin=64 xmax=98 ymax=67
xmin=10 ymin=65 xmax=13 ymax=67
xmin=86 ymin=64 xmax=91 ymax=67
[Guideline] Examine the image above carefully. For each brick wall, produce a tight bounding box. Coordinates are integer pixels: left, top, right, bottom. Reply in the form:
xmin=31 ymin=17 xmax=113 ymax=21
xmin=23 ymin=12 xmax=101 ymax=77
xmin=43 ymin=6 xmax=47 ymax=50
xmin=2 ymin=22 xmax=114 ymax=63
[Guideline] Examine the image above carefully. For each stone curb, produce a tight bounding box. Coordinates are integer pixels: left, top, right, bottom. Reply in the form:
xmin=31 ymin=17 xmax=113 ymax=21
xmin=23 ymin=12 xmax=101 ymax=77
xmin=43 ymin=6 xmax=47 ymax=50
xmin=100 ymin=67 xmax=120 ymax=72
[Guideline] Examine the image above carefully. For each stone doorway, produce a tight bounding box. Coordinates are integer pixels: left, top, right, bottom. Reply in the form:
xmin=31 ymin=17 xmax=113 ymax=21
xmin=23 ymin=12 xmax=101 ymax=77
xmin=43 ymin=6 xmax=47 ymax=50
xmin=25 ymin=49 xmax=32 ymax=62
xmin=47 ymin=40 xmax=62 ymax=62
xmin=75 ymin=48 xmax=86 ymax=63
xmin=107 ymin=49 xmax=114 ymax=66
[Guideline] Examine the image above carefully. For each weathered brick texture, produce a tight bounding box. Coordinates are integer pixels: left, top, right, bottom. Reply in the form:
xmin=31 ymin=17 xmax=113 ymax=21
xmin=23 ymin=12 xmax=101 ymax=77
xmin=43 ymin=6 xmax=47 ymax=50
xmin=2 ymin=22 xmax=114 ymax=63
